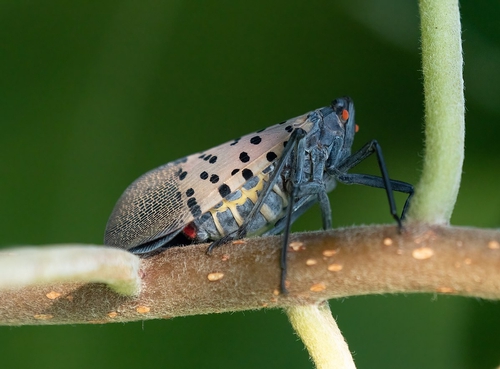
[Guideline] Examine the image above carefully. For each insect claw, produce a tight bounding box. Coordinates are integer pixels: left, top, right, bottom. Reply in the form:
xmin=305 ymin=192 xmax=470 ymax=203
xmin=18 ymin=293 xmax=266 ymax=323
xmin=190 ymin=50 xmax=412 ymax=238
xmin=205 ymin=243 xmax=216 ymax=255
xmin=206 ymin=239 xmax=224 ymax=255
xmin=206 ymin=232 xmax=238 ymax=255
xmin=280 ymin=281 xmax=289 ymax=295
xmin=394 ymin=215 xmax=405 ymax=234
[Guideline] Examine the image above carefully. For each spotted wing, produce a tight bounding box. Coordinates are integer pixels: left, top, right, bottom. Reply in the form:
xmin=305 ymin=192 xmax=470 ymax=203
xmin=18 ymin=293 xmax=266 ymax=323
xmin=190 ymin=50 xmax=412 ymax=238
xmin=104 ymin=112 xmax=314 ymax=249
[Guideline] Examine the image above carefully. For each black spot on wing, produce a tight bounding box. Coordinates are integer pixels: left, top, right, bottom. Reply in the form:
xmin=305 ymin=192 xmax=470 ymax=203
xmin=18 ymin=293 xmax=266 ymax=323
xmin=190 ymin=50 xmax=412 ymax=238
xmin=200 ymin=171 xmax=209 ymax=180
xmin=250 ymin=136 xmax=262 ymax=145
xmin=239 ymin=152 xmax=250 ymax=163
xmin=231 ymin=168 xmax=240 ymax=176
xmin=218 ymin=184 xmax=231 ymax=198
xmin=242 ymin=169 xmax=253 ymax=180
xmin=186 ymin=188 xmax=194 ymax=197
xmin=187 ymin=197 xmax=202 ymax=217
xmin=210 ymin=174 xmax=220 ymax=183
xmin=266 ymin=152 xmax=277 ymax=162
xmin=190 ymin=205 xmax=202 ymax=218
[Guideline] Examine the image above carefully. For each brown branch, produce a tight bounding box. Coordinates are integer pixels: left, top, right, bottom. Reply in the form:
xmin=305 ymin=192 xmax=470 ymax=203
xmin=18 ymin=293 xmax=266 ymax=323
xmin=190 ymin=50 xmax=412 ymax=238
xmin=1 ymin=223 xmax=500 ymax=326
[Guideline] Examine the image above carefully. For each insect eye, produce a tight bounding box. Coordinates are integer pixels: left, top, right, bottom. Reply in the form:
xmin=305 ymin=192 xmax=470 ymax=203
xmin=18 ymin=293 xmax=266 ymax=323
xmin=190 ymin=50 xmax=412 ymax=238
xmin=340 ymin=109 xmax=349 ymax=123
xmin=332 ymin=98 xmax=350 ymax=123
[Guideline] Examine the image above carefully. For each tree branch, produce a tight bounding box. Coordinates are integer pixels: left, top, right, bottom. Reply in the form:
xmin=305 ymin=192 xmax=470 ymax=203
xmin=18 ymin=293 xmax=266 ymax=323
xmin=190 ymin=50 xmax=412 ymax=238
xmin=1 ymin=224 xmax=499 ymax=326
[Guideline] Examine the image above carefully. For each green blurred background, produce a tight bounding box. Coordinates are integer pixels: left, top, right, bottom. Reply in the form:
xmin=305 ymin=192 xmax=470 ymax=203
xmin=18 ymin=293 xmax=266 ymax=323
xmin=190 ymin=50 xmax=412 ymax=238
xmin=1 ymin=1 xmax=499 ymax=368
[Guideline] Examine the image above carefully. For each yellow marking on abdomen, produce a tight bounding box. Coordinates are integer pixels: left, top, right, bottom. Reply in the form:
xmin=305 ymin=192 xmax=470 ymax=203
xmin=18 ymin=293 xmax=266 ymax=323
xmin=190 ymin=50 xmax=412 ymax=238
xmin=208 ymin=172 xmax=285 ymax=236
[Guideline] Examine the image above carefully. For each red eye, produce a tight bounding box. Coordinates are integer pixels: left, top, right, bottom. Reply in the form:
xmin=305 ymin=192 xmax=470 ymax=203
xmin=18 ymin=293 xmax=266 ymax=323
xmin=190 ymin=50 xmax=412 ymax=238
xmin=341 ymin=109 xmax=349 ymax=122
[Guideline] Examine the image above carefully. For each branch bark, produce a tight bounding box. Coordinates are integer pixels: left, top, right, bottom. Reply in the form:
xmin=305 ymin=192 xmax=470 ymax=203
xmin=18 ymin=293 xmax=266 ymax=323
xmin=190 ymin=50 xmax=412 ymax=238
xmin=1 ymin=224 xmax=499 ymax=326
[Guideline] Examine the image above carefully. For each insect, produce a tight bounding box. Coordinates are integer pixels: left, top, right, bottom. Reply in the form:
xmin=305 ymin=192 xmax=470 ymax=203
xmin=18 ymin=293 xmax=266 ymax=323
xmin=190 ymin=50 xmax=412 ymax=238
xmin=104 ymin=97 xmax=413 ymax=293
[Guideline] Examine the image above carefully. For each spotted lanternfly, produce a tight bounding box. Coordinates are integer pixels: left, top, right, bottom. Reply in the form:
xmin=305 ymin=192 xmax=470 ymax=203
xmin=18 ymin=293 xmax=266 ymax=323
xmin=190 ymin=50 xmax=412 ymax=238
xmin=105 ymin=97 xmax=413 ymax=293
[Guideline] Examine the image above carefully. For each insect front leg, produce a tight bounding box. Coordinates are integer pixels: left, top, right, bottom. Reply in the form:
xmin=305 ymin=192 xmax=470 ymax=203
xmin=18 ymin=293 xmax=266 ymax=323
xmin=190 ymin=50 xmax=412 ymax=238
xmin=332 ymin=140 xmax=413 ymax=226
xmin=335 ymin=173 xmax=414 ymax=219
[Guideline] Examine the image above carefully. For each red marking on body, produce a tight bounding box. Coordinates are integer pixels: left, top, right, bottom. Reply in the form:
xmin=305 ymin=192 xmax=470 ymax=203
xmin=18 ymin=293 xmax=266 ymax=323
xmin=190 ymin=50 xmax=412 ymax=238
xmin=183 ymin=223 xmax=197 ymax=239
xmin=355 ymin=124 xmax=359 ymax=133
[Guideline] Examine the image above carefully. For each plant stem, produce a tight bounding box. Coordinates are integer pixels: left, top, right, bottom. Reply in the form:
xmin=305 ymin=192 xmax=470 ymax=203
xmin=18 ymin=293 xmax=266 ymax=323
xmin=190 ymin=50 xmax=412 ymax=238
xmin=408 ymin=0 xmax=465 ymax=223
xmin=287 ymin=303 xmax=355 ymax=369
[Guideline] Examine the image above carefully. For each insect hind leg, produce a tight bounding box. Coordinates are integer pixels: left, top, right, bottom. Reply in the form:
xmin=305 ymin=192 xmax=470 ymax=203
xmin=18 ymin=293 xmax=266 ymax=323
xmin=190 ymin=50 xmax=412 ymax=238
xmin=206 ymin=233 xmax=237 ymax=254
xmin=128 ymin=229 xmax=185 ymax=254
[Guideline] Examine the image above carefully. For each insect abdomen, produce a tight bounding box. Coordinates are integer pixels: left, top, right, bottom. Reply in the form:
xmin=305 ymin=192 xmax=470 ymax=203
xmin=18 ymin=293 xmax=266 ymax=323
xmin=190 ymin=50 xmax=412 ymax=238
xmin=187 ymin=168 xmax=289 ymax=242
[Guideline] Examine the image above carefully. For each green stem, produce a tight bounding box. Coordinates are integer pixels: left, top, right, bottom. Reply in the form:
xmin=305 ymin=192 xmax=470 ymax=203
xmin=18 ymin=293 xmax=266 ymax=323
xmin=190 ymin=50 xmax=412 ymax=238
xmin=407 ymin=0 xmax=465 ymax=223
xmin=286 ymin=303 xmax=355 ymax=369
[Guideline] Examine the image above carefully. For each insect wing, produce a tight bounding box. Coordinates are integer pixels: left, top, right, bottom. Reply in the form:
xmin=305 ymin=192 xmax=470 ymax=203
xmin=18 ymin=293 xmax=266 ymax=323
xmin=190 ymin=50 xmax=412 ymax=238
xmin=105 ymin=112 xmax=313 ymax=249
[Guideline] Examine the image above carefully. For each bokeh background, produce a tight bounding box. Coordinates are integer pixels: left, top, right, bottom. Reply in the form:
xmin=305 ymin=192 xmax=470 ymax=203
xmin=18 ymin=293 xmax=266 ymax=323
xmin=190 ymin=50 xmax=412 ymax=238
xmin=1 ymin=1 xmax=499 ymax=368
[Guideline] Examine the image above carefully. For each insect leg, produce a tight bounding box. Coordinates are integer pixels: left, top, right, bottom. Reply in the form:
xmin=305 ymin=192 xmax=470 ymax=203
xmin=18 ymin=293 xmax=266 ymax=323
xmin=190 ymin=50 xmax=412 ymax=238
xmin=336 ymin=140 xmax=387 ymax=176
xmin=292 ymin=145 xmax=337 ymax=230
xmin=277 ymin=128 xmax=315 ymax=293
xmin=206 ymin=128 xmax=308 ymax=253
xmin=279 ymin=166 xmax=332 ymax=294
xmin=284 ymin=173 xmax=333 ymax=229
xmin=336 ymin=173 xmax=414 ymax=219
xmin=129 ymin=228 xmax=184 ymax=254
xmin=332 ymin=140 xmax=413 ymax=226
xmin=264 ymin=195 xmax=317 ymax=236
xmin=277 ymin=139 xmax=339 ymax=293
xmin=280 ymin=185 xmax=297 ymax=293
